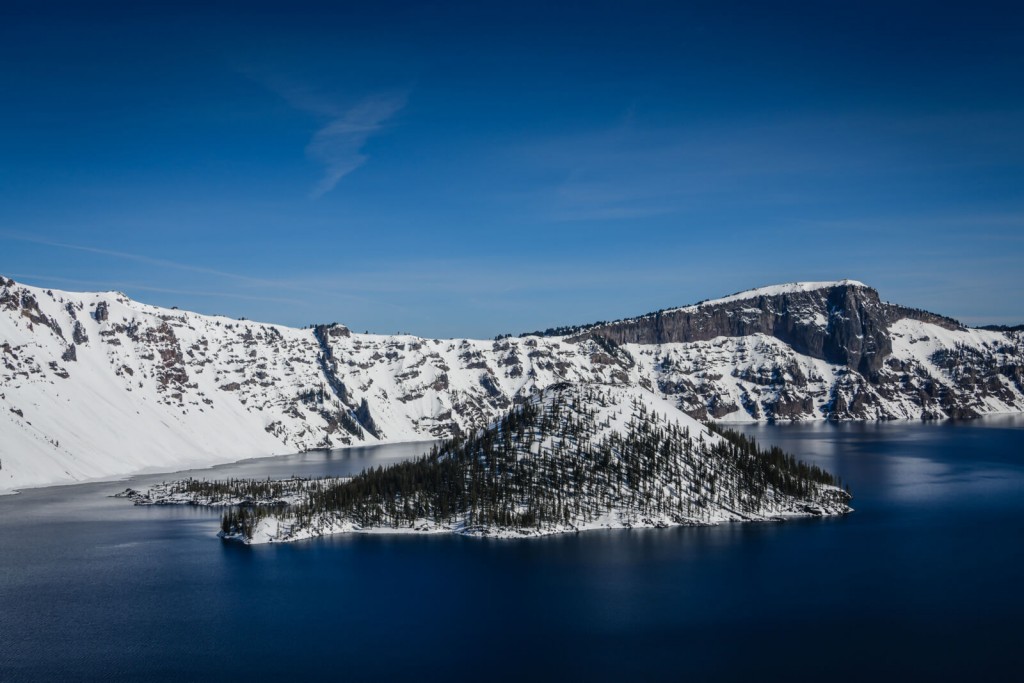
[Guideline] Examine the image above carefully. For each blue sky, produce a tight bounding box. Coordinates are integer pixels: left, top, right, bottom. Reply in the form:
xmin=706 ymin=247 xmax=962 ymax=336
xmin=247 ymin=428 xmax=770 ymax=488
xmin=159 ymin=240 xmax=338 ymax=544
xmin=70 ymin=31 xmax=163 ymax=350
xmin=2 ymin=1 xmax=1022 ymax=337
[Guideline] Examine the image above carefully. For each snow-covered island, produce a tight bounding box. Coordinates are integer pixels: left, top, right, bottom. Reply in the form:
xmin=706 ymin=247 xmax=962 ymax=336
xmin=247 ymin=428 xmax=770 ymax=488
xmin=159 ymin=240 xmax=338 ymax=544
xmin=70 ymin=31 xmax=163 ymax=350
xmin=114 ymin=476 xmax=350 ymax=507
xmin=137 ymin=384 xmax=850 ymax=545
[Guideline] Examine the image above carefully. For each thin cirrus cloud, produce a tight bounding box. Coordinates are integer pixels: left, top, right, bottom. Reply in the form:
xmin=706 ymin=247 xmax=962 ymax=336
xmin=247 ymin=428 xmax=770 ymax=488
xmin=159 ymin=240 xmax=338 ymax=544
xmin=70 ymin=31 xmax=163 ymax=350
xmin=515 ymin=110 xmax=1024 ymax=224
xmin=305 ymin=93 xmax=407 ymax=198
xmin=0 ymin=232 xmax=288 ymax=288
xmin=243 ymin=70 xmax=408 ymax=197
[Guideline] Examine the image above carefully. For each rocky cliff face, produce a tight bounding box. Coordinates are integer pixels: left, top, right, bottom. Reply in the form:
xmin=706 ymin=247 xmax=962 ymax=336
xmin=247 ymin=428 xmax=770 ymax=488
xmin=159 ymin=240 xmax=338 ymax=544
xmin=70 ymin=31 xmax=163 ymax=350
xmin=577 ymin=281 xmax=905 ymax=376
xmin=567 ymin=281 xmax=1023 ymax=422
xmin=2 ymin=276 xmax=1022 ymax=491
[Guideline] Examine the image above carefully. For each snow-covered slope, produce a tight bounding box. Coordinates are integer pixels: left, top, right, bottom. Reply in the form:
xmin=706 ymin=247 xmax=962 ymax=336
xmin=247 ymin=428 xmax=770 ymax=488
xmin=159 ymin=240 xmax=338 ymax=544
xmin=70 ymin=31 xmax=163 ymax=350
xmin=0 ymin=276 xmax=634 ymax=491
xmin=2 ymin=275 xmax=1022 ymax=492
xmin=673 ymin=279 xmax=869 ymax=311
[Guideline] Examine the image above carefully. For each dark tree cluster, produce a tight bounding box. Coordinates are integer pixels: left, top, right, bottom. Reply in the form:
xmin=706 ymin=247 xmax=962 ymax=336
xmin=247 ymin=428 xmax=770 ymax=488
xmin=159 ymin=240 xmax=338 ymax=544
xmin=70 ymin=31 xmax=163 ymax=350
xmin=977 ymin=324 xmax=1024 ymax=333
xmin=169 ymin=476 xmax=335 ymax=502
xmin=518 ymin=321 xmax=609 ymax=338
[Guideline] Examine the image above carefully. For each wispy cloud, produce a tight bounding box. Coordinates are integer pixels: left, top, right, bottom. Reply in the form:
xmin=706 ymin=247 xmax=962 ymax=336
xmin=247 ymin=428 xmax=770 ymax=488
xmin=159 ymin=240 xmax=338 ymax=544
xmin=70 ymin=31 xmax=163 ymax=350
xmin=0 ymin=232 xmax=282 ymax=286
xmin=238 ymin=69 xmax=409 ymax=196
xmin=0 ymin=231 xmax=395 ymax=307
xmin=305 ymin=94 xmax=407 ymax=197
xmin=5 ymin=273 xmax=308 ymax=307
xmin=506 ymin=107 xmax=1024 ymax=223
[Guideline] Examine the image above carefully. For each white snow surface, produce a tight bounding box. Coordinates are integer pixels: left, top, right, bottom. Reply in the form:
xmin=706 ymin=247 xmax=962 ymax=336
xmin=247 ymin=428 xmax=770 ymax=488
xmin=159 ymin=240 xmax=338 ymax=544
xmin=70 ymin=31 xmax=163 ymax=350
xmin=673 ymin=279 xmax=868 ymax=312
xmin=2 ymin=277 xmax=1021 ymax=493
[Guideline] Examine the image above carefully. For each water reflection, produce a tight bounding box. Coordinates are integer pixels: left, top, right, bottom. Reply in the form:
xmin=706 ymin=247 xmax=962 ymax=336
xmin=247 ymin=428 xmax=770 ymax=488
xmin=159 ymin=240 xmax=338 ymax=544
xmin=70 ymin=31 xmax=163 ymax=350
xmin=136 ymin=438 xmax=439 ymax=484
xmin=730 ymin=416 xmax=1024 ymax=509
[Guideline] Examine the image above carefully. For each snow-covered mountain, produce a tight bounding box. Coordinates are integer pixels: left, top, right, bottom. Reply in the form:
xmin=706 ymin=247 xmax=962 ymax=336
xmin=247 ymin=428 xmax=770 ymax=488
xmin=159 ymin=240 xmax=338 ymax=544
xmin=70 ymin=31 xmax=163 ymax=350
xmin=2 ymin=275 xmax=1022 ymax=491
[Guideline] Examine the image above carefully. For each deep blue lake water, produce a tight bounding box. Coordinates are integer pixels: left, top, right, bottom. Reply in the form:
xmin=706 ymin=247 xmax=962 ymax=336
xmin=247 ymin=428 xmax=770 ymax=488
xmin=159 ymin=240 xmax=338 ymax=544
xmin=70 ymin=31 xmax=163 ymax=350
xmin=2 ymin=418 xmax=1023 ymax=682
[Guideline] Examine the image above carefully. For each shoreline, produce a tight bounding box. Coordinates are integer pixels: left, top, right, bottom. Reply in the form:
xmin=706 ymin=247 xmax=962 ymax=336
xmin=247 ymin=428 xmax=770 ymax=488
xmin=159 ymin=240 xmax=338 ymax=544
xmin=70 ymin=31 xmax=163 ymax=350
xmin=113 ymin=472 xmax=850 ymax=545
xmin=7 ymin=411 xmax=1024 ymax=497
xmin=217 ymin=499 xmax=853 ymax=546
xmin=0 ymin=437 xmax=439 ymax=497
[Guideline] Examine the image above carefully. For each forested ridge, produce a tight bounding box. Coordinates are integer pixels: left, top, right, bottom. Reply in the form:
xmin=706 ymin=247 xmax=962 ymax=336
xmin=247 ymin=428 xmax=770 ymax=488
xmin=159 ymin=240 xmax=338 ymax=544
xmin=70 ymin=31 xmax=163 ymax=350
xmin=220 ymin=385 xmax=850 ymax=541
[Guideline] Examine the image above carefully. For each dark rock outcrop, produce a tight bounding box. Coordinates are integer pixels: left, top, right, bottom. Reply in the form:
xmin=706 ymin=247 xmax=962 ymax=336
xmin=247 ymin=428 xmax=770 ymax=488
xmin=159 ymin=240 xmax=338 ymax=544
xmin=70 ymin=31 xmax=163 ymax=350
xmin=354 ymin=397 xmax=381 ymax=439
xmin=312 ymin=324 xmax=350 ymax=405
xmin=72 ymin=321 xmax=89 ymax=345
xmin=575 ymin=282 xmax=899 ymax=378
